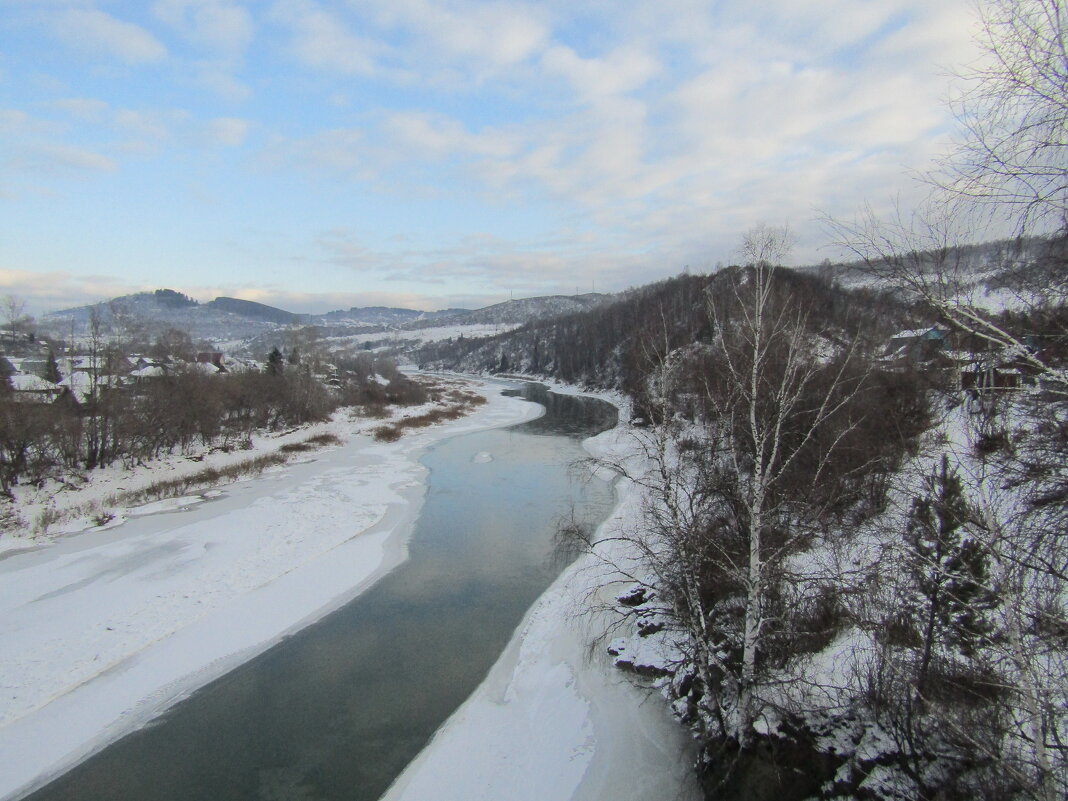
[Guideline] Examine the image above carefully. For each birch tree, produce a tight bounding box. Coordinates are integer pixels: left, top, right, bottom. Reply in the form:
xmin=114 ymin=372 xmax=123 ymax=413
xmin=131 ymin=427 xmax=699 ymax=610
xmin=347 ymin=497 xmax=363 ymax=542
xmin=941 ymin=0 xmax=1068 ymax=234
xmin=626 ymin=226 xmax=896 ymax=751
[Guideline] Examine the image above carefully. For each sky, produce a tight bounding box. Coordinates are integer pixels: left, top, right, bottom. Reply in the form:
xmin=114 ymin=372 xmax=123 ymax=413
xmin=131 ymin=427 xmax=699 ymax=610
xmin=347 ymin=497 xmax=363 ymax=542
xmin=0 ymin=0 xmax=982 ymax=315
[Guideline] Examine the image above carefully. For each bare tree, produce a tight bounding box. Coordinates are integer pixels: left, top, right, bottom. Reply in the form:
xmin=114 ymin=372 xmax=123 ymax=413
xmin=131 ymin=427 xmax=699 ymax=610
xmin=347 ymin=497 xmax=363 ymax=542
xmin=939 ymin=0 xmax=1068 ymax=234
xmin=951 ymin=438 xmax=1067 ymax=801
xmin=2 ymin=295 xmax=29 ymax=346
xmin=592 ymin=227 xmax=902 ymax=764
xmin=698 ymin=237 xmax=872 ymax=747
xmin=825 ymin=205 xmax=1068 ymax=393
xmin=828 ymin=0 xmax=1068 ymax=393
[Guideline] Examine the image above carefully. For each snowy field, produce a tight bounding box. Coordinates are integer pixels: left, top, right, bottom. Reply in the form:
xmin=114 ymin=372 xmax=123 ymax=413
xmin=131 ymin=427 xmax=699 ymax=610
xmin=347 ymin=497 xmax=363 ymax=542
xmin=0 ymin=379 xmax=540 ymax=800
xmin=322 ymin=322 xmax=518 ymax=350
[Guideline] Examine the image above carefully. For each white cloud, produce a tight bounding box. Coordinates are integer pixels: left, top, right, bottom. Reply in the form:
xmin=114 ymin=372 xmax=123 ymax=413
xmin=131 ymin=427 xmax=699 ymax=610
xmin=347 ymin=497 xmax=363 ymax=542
xmin=195 ymin=64 xmax=253 ymax=101
xmin=206 ymin=116 xmax=251 ymax=146
xmin=0 ymin=269 xmax=145 ymax=317
xmin=270 ymin=0 xmax=383 ymax=75
xmin=153 ymin=0 xmax=254 ymax=55
xmin=541 ymin=45 xmax=660 ymax=101
xmin=264 ymin=128 xmax=368 ymax=174
xmin=366 ymin=0 xmax=549 ymax=67
xmin=312 ymin=226 xmax=645 ymax=297
xmin=249 ymin=0 xmax=981 ymax=272
xmin=53 ymin=9 xmax=167 ymax=64
xmin=50 ymin=98 xmax=111 ymax=122
xmin=743 ymin=0 xmax=899 ymax=52
xmin=7 ymin=0 xmax=991 ymax=306
xmin=0 ymin=261 xmax=494 ymax=317
xmin=0 ymin=109 xmax=61 ymax=136
xmin=381 ymin=112 xmax=516 ymax=160
xmin=42 ymin=144 xmax=118 ymax=173
xmin=114 ymin=109 xmax=175 ymax=141
xmin=0 ymin=108 xmax=119 ymax=174
xmin=7 ymin=143 xmax=117 ymax=173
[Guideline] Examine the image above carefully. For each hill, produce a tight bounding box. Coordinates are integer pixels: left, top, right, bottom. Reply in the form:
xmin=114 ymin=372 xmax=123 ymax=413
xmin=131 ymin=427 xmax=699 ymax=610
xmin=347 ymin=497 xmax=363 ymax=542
xmin=413 ymin=293 xmax=611 ymax=328
xmin=204 ymin=297 xmax=305 ymax=325
xmin=316 ymin=306 xmax=468 ymax=327
xmin=415 ymin=269 xmax=911 ymax=403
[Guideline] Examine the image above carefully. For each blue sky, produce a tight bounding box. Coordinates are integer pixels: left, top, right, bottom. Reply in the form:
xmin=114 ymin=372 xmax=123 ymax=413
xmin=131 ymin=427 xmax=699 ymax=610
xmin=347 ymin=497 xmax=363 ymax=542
xmin=1 ymin=0 xmax=979 ymax=314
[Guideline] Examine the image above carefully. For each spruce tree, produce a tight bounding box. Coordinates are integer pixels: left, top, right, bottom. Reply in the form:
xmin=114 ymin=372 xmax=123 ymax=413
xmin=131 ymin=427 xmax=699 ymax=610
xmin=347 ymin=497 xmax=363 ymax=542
xmin=266 ymin=347 xmax=284 ymax=376
xmin=44 ymin=348 xmax=62 ymax=384
xmin=905 ymin=456 xmax=997 ymax=693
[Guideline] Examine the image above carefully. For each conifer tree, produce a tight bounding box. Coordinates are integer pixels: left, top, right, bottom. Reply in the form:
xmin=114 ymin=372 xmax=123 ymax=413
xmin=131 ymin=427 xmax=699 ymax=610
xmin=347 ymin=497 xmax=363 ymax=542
xmin=905 ymin=456 xmax=997 ymax=693
xmin=266 ymin=347 xmax=284 ymax=376
xmin=44 ymin=349 xmax=62 ymax=384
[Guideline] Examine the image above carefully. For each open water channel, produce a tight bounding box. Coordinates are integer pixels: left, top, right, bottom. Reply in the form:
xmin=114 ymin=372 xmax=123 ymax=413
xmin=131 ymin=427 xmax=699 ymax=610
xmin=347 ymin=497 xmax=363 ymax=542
xmin=22 ymin=383 xmax=618 ymax=801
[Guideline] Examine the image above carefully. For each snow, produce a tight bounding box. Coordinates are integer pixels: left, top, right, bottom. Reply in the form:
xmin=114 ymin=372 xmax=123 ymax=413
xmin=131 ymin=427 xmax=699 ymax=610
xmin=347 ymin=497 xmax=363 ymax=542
xmin=0 ymin=378 xmax=541 ymax=801
xmin=126 ymin=495 xmax=208 ymax=516
xmin=382 ymin=408 xmax=699 ymax=801
xmin=323 ymin=322 xmax=516 ymax=351
xmin=55 ymin=371 xmax=94 ymax=403
xmin=128 ymin=365 xmax=165 ymax=379
xmin=0 ymin=377 xmax=700 ymax=801
xmin=8 ymin=373 xmax=57 ymax=392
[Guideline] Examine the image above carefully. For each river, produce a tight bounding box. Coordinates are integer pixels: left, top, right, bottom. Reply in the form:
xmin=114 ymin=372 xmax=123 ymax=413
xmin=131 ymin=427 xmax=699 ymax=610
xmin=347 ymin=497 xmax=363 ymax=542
xmin=20 ymin=383 xmax=618 ymax=801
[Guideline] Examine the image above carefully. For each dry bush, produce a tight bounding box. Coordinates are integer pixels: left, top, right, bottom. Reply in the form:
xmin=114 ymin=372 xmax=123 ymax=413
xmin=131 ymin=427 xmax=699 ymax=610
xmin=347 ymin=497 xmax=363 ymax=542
xmin=303 ymin=432 xmax=341 ymax=446
xmin=29 ymin=452 xmax=291 ymax=536
xmin=278 ymin=432 xmax=340 ymax=453
xmin=117 ymin=453 xmax=289 ymax=508
xmin=373 ymin=425 xmax=402 ymax=442
xmin=393 ymin=406 xmax=470 ymax=431
xmin=360 ymin=403 xmax=390 ymax=419
xmin=279 ymin=442 xmax=313 ymax=453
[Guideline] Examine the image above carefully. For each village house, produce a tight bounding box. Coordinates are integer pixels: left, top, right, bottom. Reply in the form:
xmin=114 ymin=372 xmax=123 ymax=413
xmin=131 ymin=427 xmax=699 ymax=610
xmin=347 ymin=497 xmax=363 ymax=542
xmin=879 ymin=325 xmax=1041 ymax=395
xmin=7 ymin=373 xmax=62 ymax=403
xmin=883 ymin=326 xmax=949 ymax=362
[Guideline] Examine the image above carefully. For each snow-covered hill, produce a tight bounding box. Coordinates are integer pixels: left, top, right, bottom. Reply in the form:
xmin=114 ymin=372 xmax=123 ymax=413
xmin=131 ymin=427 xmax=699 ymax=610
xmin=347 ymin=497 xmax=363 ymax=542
xmin=43 ymin=290 xmax=305 ymax=342
xmin=411 ymin=294 xmax=611 ymax=329
xmin=39 ymin=289 xmax=615 ymax=356
xmin=315 ymin=306 xmax=469 ymax=327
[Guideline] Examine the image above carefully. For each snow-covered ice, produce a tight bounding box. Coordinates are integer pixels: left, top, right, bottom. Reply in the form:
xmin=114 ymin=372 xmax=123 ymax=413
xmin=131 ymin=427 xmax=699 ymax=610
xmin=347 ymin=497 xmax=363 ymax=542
xmin=0 ymin=380 xmax=540 ymax=801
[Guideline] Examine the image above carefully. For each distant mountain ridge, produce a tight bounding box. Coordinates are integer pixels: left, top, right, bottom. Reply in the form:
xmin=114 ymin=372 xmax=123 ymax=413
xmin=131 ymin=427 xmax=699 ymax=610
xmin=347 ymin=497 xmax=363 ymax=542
xmin=411 ymin=293 xmax=612 ymax=329
xmin=45 ymin=290 xmax=466 ymax=330
xmin=39 ymin=287 xmax=612 ymax=348
xmin=206 ymin=297 xmax=305 ymax=325
xmin=317 ymin=306 xmax=468 ymax=326
xmin=44 ymin=289 xmax=610 ymax=332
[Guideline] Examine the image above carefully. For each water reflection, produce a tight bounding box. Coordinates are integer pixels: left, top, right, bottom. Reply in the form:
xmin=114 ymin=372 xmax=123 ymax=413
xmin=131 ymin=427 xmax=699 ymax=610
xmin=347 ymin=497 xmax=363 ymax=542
xmin=23 ymin=385 xmax=617 ymax=801
xmin=503 ymin=383 xmax=618 ymax=438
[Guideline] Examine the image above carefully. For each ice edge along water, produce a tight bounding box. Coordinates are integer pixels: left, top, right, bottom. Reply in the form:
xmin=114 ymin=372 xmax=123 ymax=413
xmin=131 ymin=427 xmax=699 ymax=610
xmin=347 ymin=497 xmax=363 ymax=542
xmin=0 ymin=380 xmax=541 ymax=801
xmin=381 ymin=420 xmax=701 ymax=801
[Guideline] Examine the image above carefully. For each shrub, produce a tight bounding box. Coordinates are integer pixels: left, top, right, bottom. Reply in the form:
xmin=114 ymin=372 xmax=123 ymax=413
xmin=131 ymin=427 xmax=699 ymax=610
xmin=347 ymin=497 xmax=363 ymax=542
xmin=373 ymin=426 xmax=402 ymax=442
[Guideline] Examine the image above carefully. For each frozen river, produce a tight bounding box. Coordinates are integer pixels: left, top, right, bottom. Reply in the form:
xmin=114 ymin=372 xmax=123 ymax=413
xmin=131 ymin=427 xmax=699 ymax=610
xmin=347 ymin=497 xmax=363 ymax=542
xmin=11 ymin=383 xmax=619 ymax=801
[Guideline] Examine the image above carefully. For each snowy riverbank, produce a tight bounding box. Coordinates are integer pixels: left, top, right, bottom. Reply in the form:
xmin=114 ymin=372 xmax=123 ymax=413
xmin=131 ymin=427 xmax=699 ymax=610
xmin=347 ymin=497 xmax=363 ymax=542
xmin=382 ymin=409 xmax=701 ymax=801
xmin=0 ymin=378 xmax=540 ymax=801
